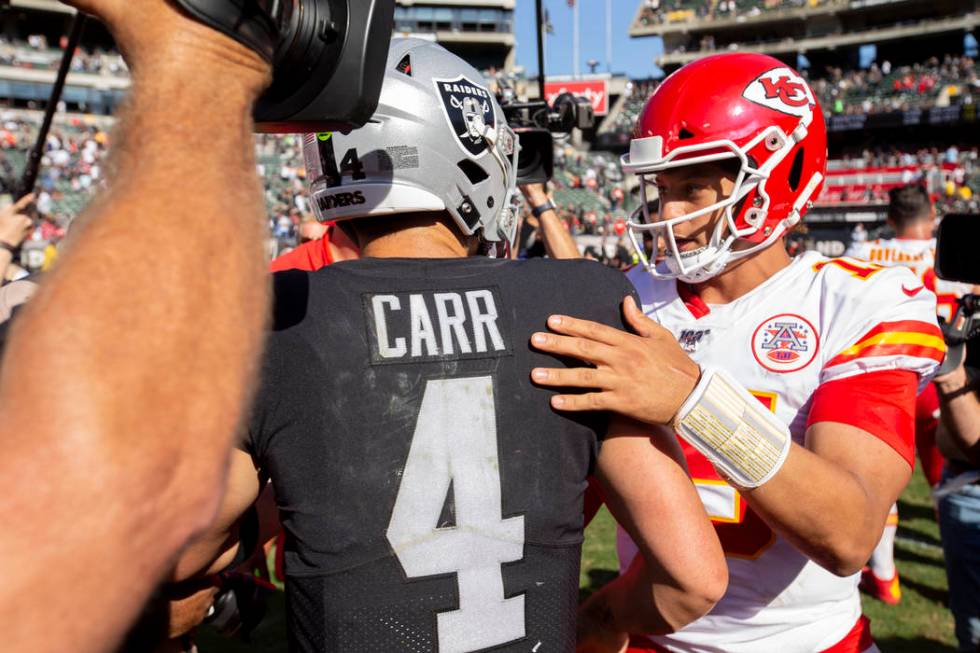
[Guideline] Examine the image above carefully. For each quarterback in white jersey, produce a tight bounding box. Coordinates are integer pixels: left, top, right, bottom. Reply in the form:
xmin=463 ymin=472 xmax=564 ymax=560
xmin=614 ymin=253 xmax=942 ymax=652
xmin=530 ymin=53 xmax=944 ymax=653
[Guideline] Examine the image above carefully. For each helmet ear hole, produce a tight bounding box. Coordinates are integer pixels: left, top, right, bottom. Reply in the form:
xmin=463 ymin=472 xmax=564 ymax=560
xmin=678 ymin=128 xmax=696 ymax=140
xmin=788 ymin=148 xmax=805 ymax=191
xmin=458 ymin=159 xmax=489 ymax=185
xmin=396 ymin=54 xmax=412 ymax=76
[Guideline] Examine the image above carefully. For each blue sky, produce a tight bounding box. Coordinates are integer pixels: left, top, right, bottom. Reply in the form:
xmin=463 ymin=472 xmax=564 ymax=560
xmin=513 ymin=0 xmax=665 ymax=79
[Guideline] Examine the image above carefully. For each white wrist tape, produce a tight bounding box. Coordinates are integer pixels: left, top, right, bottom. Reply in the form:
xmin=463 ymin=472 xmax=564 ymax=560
xmin=673 ymin=367 xmax=792 ymax=488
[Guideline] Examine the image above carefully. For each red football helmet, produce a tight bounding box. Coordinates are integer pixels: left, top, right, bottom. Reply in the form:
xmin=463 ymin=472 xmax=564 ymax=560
xmin=622 ymin=53 xmax=827 ymax=282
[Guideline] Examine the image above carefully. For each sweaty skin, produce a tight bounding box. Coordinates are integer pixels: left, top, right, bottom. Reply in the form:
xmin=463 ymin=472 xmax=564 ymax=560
xmin=0 ymin=2 xmax=271 ymax=652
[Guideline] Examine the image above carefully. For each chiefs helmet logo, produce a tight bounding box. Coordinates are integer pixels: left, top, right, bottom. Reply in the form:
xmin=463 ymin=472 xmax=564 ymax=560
xmin=759 ymin=77 xmax=810 ymax=107
xmin=743 ymin=67 xmax=815 ymax=118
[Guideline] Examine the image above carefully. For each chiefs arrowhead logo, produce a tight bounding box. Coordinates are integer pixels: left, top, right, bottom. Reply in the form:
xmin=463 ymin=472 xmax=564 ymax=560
xmin=743 ymin=67 xmax=815 ymax=118
xmin=902 ymin=284 xmax=925 ymax=297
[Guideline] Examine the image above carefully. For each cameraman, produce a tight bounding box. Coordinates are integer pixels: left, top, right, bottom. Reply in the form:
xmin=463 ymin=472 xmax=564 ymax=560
xmin=0 ymin=2 xmax=273 ymax=652
xmin=935 ymin=348 xmax=980 ymax=652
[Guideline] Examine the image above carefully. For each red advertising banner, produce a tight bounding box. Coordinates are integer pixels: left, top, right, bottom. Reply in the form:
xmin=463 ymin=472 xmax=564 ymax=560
xmin=544 ymin=79 xmax=608 ymax=116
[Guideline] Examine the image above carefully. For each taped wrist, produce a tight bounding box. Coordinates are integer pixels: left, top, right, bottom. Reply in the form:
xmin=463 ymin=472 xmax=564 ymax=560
xmin=173 ymin=0 xmax=282 ymax=62
xmin=673 ymin=367 xmax=791 ymax=488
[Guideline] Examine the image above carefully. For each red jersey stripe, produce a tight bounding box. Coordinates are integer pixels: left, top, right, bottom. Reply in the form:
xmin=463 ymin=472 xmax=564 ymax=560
xmin=825 ymin=342 xmax=946 ymax=368
xmin=847 ymin=320 xmax=943 ymax=346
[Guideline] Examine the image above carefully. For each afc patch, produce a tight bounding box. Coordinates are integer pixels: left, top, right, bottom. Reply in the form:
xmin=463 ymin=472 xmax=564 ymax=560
xmin=434 ymin=75 xmax=495 ymax=158
xmin=751 ymin=313 xmax=819 ymax=373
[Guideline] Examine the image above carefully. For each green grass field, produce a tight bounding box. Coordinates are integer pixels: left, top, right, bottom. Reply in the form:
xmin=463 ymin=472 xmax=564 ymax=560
xmin=198 ymin=467 xmax=955 ymax=652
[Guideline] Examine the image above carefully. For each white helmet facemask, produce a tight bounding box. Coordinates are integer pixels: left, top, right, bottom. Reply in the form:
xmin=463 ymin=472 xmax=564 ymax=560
xmin=623 ymin=120 xmax=819 ymax=284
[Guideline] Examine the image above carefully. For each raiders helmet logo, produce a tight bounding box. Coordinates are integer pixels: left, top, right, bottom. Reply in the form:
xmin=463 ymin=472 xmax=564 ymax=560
xmin=434 ymin=75 xmax=496 ymax=158
xmin=742 ymin=67 xmax=815 ymax=119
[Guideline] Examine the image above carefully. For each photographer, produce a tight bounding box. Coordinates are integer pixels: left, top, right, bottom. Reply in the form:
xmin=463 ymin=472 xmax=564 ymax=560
xmin=520 ymin=181 xmax=581 ymax=259
xmin=0 ymin=2 xmax=273 ymax=652
xmin=0 ymin=193 xmax=33 ymax=283
xmin=935 ymin=345 xmax=980 ymax=652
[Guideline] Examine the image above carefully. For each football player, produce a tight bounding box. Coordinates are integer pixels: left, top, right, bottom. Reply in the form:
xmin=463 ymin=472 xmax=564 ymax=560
xmin=169 ymin=39 xmax=726 ymax=652
xmin=530 ymin=53 xmax=944 ymax=652
xmin=845 ymin=184 xmax=975 ymax=604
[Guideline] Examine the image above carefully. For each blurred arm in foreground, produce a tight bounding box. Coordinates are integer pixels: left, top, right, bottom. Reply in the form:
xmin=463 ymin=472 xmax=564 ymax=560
xmin=0 ymin=2 xmax=271 ymax=653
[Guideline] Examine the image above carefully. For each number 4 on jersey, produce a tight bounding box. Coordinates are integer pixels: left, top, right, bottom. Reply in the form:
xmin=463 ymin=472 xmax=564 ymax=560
xmin=387 ymin=376 xmax=526 ymax=653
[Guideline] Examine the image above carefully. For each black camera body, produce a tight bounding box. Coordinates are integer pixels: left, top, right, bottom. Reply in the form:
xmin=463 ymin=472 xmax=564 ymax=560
xmin=501 ymin=93 xmax=595 ymax=186
xmin=938 ymin=294 xmax=980 ymax=376
xmin=934 ymin=214 xmax=980 ymax=374
xmin=174 ymin=0 xmax=395 ymax=133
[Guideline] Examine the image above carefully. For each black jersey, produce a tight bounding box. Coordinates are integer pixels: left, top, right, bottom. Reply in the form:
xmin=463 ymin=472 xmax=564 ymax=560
xmin=246 ymin=257 xmax=638 ymax=653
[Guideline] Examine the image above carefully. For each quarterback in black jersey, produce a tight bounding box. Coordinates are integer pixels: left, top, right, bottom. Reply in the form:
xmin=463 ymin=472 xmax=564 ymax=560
xmin=171 ymin=39 xmax=725 ymax=653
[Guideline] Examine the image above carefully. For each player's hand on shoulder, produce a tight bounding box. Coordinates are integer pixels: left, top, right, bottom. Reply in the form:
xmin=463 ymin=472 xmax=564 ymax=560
xmin=531 ymin=296 xmax=701 ymax=425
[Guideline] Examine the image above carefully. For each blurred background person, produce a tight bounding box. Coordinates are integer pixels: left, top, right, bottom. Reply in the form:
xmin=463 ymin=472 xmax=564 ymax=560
xmin=934 ymin=342 xmax=980 ymax=652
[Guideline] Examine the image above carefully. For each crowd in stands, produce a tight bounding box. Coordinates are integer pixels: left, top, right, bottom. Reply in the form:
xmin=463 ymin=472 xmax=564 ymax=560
xmin=602 ymin=79 xmax=660 ymax=137
xmin=602 ymin=56 xmax=976 ymax=144
xmin=0 ymin=35 xmax=127 ymax=76
xmin=635 ymin=0 xmax=839 ymax=29
xmin=808 ymin=55 xmax=978 ymax=116
xmin=820 ymin=145 xmax=979 ymax=214
xmin=0 ymin=111 xmax=974 ymax=272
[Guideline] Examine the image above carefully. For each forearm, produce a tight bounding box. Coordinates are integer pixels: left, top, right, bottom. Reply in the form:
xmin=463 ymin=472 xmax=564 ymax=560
xmin=743 ymin=442 xmax=897 ymax=575
xmin=936 ymin=374 xmax=980 ymax=465
xmin=522 ymin=185 xmax=580 ymax=259
xmin=596 ymin=424 xmax=725 ymax=634
xmin=538 ymin=211 xmax=581 ymax=259
xmin=591 ymin=555 xmax=715 ymax=635
xmin=0 ymin=60 xmax=270 ymax=653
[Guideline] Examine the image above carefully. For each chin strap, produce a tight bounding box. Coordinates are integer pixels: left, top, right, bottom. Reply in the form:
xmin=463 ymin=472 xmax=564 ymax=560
xmin=172 ymin=0 xmax=283 ymax=62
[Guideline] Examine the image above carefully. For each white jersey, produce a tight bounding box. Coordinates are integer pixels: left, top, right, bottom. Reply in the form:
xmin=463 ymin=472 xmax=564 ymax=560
xmin=618 ymin=251 xmax=943 ymax=653
xmin=846 ymin=237 xmax=973 ymax=321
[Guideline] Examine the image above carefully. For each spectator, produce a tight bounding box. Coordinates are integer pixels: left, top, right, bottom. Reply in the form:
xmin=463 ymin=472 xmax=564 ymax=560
xmin=0 ymin=194 xmax=32 ymax=281
xmin=934 ymin=347 xmax=980 ymax=652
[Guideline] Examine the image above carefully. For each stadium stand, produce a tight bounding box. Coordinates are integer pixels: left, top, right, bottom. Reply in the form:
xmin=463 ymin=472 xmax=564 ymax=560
xmin=635 ymin=0 xmax=840 ymax=28
xmin=0 ymin=37 xmax=126 ymax=76
xmin=809 ymin=55 xmax=978 ymax=116
xmin=818 ymin=146 xmax=979 ymax=214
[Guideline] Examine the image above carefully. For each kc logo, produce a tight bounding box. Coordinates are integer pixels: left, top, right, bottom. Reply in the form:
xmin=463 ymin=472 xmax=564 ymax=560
xmin=743 ymin=67 xmax=815 ymax=118
xmin=759 ymin=77 xmax=810 ymax=107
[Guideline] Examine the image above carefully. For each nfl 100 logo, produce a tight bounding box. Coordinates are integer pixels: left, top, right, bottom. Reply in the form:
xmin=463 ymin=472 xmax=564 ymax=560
xmin=751 ymin=313 xmax=819 ymax=373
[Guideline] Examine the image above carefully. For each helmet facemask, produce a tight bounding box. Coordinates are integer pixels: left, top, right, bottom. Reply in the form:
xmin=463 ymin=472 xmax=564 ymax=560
xmin=480 ymin=120 xmax=522 ymax=252
xmin=625 ymin=120 xmax=822 ymax=284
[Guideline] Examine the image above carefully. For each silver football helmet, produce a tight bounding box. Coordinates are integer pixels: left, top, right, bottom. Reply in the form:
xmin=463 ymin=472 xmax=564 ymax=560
xmin=304 ymin=38 xmax=521 ymax=249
